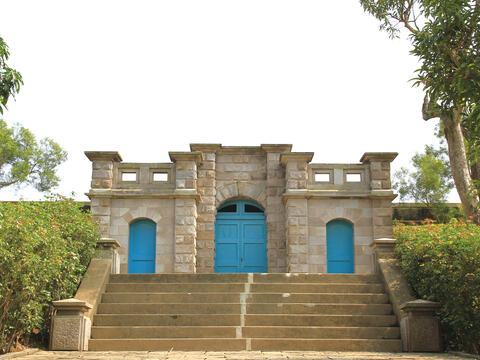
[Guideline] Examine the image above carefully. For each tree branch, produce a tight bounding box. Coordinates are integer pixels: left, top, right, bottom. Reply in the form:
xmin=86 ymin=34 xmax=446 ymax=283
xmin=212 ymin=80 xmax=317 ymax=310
xmin=422 ymin=95 xmax=441 ymax=120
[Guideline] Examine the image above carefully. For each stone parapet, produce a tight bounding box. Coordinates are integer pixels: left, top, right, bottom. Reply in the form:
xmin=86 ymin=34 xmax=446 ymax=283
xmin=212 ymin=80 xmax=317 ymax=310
xmin=170 ymin=152 xmax=203 ymax=190
xmin=360 ymin=152 xmax=398 ymax=190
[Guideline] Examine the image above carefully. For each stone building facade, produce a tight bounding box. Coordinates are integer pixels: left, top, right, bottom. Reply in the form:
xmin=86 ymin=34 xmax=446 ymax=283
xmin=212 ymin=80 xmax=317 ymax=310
xmin=85 ymin=144 xmax=397 ymax=274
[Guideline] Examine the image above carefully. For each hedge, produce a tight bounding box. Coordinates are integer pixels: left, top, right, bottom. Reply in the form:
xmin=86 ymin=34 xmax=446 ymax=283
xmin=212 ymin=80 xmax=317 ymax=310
xmin=394 ymin=220 xmax=480 ymax=354
xmin=0 ymin=198 xmax=99 ymax=353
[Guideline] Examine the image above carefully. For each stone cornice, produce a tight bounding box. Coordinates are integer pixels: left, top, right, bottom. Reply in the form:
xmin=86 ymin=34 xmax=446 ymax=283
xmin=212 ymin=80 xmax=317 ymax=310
xmin=282 ymin=189 xmax=397 ymax=202
xmin=189 ymin=144 xmax=222 ymax=153
xmin=169 ymin=151 xmax=203 ymax=163
xmin=85 ymin=151 xmax=122 ymax=162
xmin=261 ymin=144 xmax=293 ymax=153
xmin=360 ymin=152 xmax=398 ymax=163
xmin=86 ymin=189 xmax=200 ymax=201
xmin=280 ymin=152 xmax=314 ymax=165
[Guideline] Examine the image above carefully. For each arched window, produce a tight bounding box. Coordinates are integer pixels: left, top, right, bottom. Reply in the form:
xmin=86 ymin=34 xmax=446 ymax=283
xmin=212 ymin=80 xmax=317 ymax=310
xmin=326 ymin=219 xmax=354 ymax=273
xmin=128 ymin=219 xmax=156 ymax=273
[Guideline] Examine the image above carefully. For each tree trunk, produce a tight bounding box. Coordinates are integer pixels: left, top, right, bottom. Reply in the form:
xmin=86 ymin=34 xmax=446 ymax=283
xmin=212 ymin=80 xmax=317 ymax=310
xmin=443 ymin=111 xmax=480 ymax=224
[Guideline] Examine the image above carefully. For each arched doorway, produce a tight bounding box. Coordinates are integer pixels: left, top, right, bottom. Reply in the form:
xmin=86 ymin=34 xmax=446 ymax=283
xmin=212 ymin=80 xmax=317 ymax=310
xmin=326 ymin=219 xmax=354 ymax=273
xmin=128 ymin=219 xmax=156 ymax=273
xmin=215 ymin=200 xmax=267 ymax=273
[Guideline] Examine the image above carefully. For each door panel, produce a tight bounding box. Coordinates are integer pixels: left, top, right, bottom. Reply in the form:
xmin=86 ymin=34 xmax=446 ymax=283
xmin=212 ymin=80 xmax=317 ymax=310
xmin=129 ymin=219 xmax=156 ymax=274
xmin=215 ymin=200 xmax=267 ymax=273
xmin=326 ymin=220 xmax=354 ymax=274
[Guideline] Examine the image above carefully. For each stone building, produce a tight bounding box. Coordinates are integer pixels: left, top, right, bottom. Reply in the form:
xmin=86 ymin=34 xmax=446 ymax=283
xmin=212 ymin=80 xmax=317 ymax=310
xmin=85 ymin=144 xmax=397 ymax=275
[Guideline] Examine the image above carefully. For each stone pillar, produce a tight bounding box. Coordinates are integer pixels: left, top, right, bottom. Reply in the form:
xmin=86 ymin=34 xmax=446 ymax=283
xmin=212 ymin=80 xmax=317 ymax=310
xmin=50 ymin=299 xmax=92 ymax=350
xmin=85 ymin=151 xmax=122 ymax=238
xmin=360 ymin=152 xmax=398 ymax=239
xmin=262 ymin=144 xmax=292 ymax=273
xmin=281 ymin=152 xmax=314 ymax=273
xmin=190 ymin=144 xmax=220 ymax=273
xmin=400 ymin=300 xmax=442 ymax=352
xmin=96 ymin=238 xmax=121 ymax=274
xmin=170 ymin=152 xmax=202 ymax=273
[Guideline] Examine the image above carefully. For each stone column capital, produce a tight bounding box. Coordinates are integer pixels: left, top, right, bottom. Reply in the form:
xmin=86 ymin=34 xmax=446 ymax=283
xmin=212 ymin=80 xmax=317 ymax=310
xmin=370 ymin=238 xmax=396 ymax=252
xmin=261 ymin=144 xmax=293 ymax=153
xmin=84 ymin=151 xmax=122 ymax=162
xmin=96 ymin=237 xmax=121 ymax=250
xmin=169 ymin=151 xmax=203 ymax=163
xmin=52 ymin=298 xmax=92 ymax=314
xmin=360 ymin=152 xmax=398 ymax=164
xmin=400 ymin=299 xmax=441 ymax=315
xmin=280 ymin=152 xmax=314 ymax=166
xmin=189 ymin=144 xmax=222 ymax=153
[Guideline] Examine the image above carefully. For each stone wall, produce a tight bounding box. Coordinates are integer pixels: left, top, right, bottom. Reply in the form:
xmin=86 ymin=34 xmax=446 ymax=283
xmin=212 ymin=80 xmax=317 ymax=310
xmin=86 ymin=146 xmax=398 ymax=274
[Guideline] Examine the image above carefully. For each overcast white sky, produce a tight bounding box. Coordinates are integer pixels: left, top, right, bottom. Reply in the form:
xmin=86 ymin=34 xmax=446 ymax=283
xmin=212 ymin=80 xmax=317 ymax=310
xmin=0 ymin=0 xmax=458 ymax=202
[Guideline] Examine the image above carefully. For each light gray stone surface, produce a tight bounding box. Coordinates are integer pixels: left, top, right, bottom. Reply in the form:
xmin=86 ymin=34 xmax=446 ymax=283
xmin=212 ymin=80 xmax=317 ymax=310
xmin=7 ymin=350 xmax=473 ymax=360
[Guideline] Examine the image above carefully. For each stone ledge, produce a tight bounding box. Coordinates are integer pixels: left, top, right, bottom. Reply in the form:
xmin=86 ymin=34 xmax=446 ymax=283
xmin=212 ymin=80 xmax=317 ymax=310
xmin=86 ymin=189 xmax=200 ymax=200
xmin=360 ymin=152 xmax=398 ymax=163
xmin=280 ymin=152 xmax=314 ymax=165
xmin=282 ymin=189 xmax=397 ymax=201
xmin=169 ymin=151 xmax=203 ymax=163
xmin=85 ymin=151 xmax=122 ymax=162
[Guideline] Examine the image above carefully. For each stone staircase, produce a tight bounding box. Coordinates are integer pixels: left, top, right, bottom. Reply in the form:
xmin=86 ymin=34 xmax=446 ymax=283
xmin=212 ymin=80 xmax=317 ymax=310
xmin=89 ymin=273 xmax=402 ymax=351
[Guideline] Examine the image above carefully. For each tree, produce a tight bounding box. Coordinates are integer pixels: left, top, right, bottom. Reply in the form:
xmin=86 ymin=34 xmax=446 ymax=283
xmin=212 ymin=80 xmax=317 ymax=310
xmin=393 ymin=144 xmax=457 ymax=221
xmin=359 ymin=0 xmax=480 ymax=224
xmin=0 ymin=120 xmax=67 ymax=191
xmin=0 ymin=36 xmax=66 ymax=192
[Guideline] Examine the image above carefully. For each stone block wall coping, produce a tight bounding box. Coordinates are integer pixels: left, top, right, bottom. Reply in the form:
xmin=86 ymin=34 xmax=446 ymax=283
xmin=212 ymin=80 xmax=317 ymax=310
xmin=169 ymin=151 xmax=203 ymax=163
xmin=370 ymin=238 xmax=396 ymax=252
xmin=84 ymin=151 xmax=122 ymax=162
xmin=190 ymin=143 xmax=222 ymax=152
xmin=400 ymin=299 xmax=441 ymax=314
xmin=280 ymin=152 xmax=314 ymax=165
xmin=282 ymin=189 xmax=397 ymax=201
xmin=360 ymin=152 xmax=398 ymax=163
xmin=52 ymin=299 xmax=92 ymax=313
xmin=96 ymin=238 xmax=121 ymax=250
xmin=85 ymin=189 xmax=200 ymax=200
xmin=261 ymin=144 xmax=293 ymax=153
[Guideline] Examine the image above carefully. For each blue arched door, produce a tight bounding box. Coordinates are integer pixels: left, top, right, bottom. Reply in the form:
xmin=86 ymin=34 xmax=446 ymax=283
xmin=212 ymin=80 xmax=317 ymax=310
xmin=215 ymin=200 xmax=267 ymax=273
xmin=128 ymin=219 xmax=156 ymax=273
xmin=327 ymin=219 xmax=354 ymax=273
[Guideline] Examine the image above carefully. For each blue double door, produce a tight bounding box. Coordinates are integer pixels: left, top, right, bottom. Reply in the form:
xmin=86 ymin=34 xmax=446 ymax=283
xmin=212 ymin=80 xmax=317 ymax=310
xmin=215 ymin=200 xmax=267 ymax=273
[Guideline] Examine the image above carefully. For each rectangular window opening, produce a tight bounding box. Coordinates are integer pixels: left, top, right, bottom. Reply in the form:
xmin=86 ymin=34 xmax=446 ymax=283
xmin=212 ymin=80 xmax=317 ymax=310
xmin=315 ymin=173 xmax=330 ymax=182
xmin=153 ymin=172 xmax=168 ymax=182
xmin=346 ymin=173 xmax=362 ymax=182
xmin=122 ymin=172 xmax=137 ymax=182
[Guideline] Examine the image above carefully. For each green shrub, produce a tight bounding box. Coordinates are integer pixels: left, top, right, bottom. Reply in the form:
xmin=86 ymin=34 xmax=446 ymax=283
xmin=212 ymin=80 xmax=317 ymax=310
xmin=394 ymin=220 xmax=480 ymax=353
xmin=0 ymin=197 xmax=99 ymax=353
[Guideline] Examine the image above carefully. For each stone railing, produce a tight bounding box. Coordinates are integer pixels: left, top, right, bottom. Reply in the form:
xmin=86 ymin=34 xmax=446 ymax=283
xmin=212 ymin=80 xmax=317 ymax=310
xmin=50 ymin=238 xmax=121 ymax=351
xmin=370 ymin=238 xmax=442 ymax=352
xmin=308 ymin=163 xmax=370 ymax=191
xmin=113 ymin=162 xmax=174 ymax=189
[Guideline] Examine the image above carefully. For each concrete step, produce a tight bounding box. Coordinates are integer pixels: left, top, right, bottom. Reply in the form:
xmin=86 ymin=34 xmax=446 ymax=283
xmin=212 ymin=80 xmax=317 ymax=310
xmin=91 ymin=326 xmax=238 ymax=339
xmin=94 ymin=314 xmax=241 ymax=326
xmin=102 ymin=292 xmax=241 ymax=304
xmin=89 ymin=338 xmax=402 ymax=352
xmin=253 ymin=273 xmax=381 ymax=283
xmin=249 ymin=283 xmax=384 ymax=293
xmin=101 ymin=292 xmax=389 ymax=304
xmin=246 ymin=303 xmax=393 ymax=315
xmin=110 ymin=274 xmax=249 ymax=283
xmin=88 ymin=338 xmax=246 ymax=351
xmin=242 ymin=326 xmax=400 ymax=339
xmin=250 ymin=338 xmax=403 ymax=352
xmin=244 ymin=314 xmax=398 ymax=327
xmin=246 ymin=293 xmax=389 ymax=304
xmin=106 ymin=283 xmax=246 ymax=293
xmin=97 ymin=303 xmax=241 ymax=314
